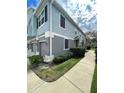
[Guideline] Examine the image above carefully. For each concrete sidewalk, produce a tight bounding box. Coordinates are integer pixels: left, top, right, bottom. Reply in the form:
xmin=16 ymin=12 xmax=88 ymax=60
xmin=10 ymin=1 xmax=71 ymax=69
xmin=27 ymin=50 xmax=95 ymax=93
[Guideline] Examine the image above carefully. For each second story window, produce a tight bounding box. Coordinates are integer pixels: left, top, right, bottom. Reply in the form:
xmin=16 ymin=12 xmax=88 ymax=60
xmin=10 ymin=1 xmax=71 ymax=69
xmin=37 ymin=5 xmax=47 ymax=29
xmin=45 ymin=5 xmax=47 ymax=22
xmin=64 ymin=39 xmax=69 ymax=49
xmin=60 ymin=15 xmax=65 ymax=28
xmin=38 ymin=10 xmax=45 ymax=27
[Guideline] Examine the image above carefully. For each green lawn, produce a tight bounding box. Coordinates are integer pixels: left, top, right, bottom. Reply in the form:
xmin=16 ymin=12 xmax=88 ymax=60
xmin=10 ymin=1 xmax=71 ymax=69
xmin=35 ymin=58 xmax=81 ymax=82
xmin=90 ymin=64 xmax=97 ymax=93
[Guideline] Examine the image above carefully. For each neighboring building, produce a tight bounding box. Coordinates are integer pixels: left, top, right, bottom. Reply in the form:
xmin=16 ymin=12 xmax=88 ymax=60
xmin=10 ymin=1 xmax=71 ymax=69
xmin=27 ymin=0 xmax=86 ymax=62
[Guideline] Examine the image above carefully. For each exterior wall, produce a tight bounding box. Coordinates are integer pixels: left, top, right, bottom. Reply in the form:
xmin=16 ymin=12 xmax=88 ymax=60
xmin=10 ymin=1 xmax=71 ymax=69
xmin=38 ymin=37 xmax=50 ymax=56
xmin=27 ymin=19 xmax=32 ymax=36
xmin=37 ymin=20 xmax=49 ymax=36
xmin=52 ymin=35 xmax=75 ymax=57
xmin=27 ymin=36 xmax=50 ymax=57
xmin=27 ymin=8 xmax=34 ymax=25
xmin=32 ymin=16 xmax=37 ymax=36
xmin=52 ymin=5 xmax=84 ymax=39
xmin=27 ymin=1 xmax=50 ymax=37
xmin=27 ymin=0 xmax=86 ymax=62
xmin=27 ymin=8 xmax=37 ymax=37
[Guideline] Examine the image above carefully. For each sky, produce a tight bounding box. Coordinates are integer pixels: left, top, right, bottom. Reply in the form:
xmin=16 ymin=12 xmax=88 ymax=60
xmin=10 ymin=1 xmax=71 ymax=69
xmin=27 ymin=0 xmax=97 ymax=32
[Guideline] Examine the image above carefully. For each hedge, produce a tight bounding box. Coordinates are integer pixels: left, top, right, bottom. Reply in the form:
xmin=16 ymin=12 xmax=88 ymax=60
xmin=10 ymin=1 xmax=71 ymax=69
xmin=70 ymin=48 xmax=85 ymax=57
xmin=29 ymin=55 xmax=43 ymax=68
xmin=53 ymin=52 xmax=73 ymax=64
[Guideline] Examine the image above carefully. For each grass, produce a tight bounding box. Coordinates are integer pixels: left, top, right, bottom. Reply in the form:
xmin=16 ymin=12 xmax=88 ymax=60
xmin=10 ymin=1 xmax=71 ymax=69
xmin=90 ymin=64 xmax=97 ymax=93
xmin=27 ymin=58 xmax=31 ymax=71
xmin=35 ymin=58 xmax=81 ymax=82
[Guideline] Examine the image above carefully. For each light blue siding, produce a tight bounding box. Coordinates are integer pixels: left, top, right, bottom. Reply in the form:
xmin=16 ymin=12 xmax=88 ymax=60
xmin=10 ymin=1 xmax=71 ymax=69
xmin=27 ymin=8 xmax=36 ymax=37
xmin=52 ymin=5 xmax=83 ymax=39
xmin=52 ymin=36 xmax=75 ymax=56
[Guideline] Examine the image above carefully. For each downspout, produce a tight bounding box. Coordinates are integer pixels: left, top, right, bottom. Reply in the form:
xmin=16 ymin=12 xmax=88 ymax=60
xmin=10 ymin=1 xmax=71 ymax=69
xmin=49 ymin=0 xmax=53 ymax=59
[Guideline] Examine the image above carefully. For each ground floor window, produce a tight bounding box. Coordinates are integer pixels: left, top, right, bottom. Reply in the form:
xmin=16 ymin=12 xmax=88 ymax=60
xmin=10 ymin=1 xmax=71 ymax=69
xmin=75 ymin=39 xmax=79 ymax=47
xmin=64 ymin=39 xmax=69 ymax=49
xmin=30 ymin=43 xmax=33 ymax=52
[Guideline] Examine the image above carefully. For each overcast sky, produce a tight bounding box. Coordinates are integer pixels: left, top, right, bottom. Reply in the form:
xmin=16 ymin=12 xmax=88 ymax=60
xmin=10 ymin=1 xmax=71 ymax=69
xmin=27 ymin=0 xmax=97 ymax=32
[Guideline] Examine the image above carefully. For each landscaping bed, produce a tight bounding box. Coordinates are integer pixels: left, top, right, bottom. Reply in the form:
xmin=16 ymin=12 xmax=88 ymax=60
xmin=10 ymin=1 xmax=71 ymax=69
xmin=28 ymin=48 xmax=85 ymax=82
xmin=33 ymin=58 xmax=81 ymax=82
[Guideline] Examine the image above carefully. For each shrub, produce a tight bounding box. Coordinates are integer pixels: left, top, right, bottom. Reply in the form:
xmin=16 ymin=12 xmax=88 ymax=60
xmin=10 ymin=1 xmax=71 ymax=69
xmin=87 ymin=46 xmax=91 ymax=50
xmin=60 ymin=52 xmax=73 ymax=61
xmin=70 ymin=48 xmax=85 ymax=58
xmin=53 ymin=52 xmax=73 ymax=64
xmin=29 ymin=55 xmax=43 ymax=67
xmin=53 ymin=56 xmax=64 ymax=64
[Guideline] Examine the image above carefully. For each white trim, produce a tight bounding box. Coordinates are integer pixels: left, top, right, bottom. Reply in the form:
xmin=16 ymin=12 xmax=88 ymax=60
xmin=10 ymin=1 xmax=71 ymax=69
xmin=27 ymin=38 xmax=37 ymax=43
xmin=49 ymin=1 xmax=53 ymax=57
xmin=37 ymin=22 xmax=45 ymax=31
xmin=63 ymin=38 xmax=69 ymax=50
xmin=36 ymin=37 xmax=39 ymax=40
xmin=52 ymin=32 xmax=74 ymax=40
xmin=39 ymin=40 xmax=47 ymax=43
xmin=37 ymin=34 xmax=45 ymax=39
xmin=43 ymin=31 xmax=74 ymax=40
xmin=28 ymin=31 xmax=74 ymax=43
xmin=28 ymin=34 xmax=45 ymax=43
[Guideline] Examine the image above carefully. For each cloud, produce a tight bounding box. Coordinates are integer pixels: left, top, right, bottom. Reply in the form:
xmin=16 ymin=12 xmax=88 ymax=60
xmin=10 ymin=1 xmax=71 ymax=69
xmin=57 ymin=0 xmax=97 ymax=31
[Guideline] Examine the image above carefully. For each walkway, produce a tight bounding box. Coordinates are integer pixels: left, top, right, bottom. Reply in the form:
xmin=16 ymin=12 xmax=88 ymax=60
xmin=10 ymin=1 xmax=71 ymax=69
xmin=27 ymin=50 xmax=95 ymax=93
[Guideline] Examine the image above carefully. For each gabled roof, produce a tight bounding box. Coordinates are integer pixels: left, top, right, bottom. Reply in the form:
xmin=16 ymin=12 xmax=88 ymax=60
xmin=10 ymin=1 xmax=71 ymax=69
xmin=33 ymin=0 xmax=47 ymax=16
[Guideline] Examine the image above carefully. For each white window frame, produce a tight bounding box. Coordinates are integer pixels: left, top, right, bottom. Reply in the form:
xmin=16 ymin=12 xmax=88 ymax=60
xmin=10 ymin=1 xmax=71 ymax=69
xmin=59 ymin=13 xmax=66 ymax=30
xmin=37 ymin=5 xmax=47 ymax=29
xmin=38 ymin=9 xmax=45 ymax=27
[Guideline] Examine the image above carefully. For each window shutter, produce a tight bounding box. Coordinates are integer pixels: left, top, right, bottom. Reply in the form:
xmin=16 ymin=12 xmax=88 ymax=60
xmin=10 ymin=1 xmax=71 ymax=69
xmin=45 ymin=5 xmax=47 ymax=22
xmin=36 ymin=17 xmax=38 ymax=29
xmin=60 ymin=15 xmax=65 ymax=28
xmin=65 ymin=39 xmax=68 ymax=49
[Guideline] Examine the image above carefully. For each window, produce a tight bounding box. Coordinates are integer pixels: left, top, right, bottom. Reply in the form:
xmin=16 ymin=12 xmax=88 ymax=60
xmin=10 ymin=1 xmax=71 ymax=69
xmin=31 ymin=43 xmax=33 ymax=52
xmin=65 ymin=39 xmax=68 ymax=49
xmin=37 ymin=18 xmax=38 ymax=29
xmin=45 ymin=5 xmax=47 ymax=22
xmin=75 ymin=39 xmax=79 ymax=47
xmin=60 ymin=15 xmax=65 ymax=28
xmin=27 ymin=44 xmax=29 ymax=49
xmin=38 ymin=10 xmax=45 ymax=26
xmin=37 ymin=5 xmax=47 ymax=28
xmin=41 ymin=17 xmax=44 ymax=24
